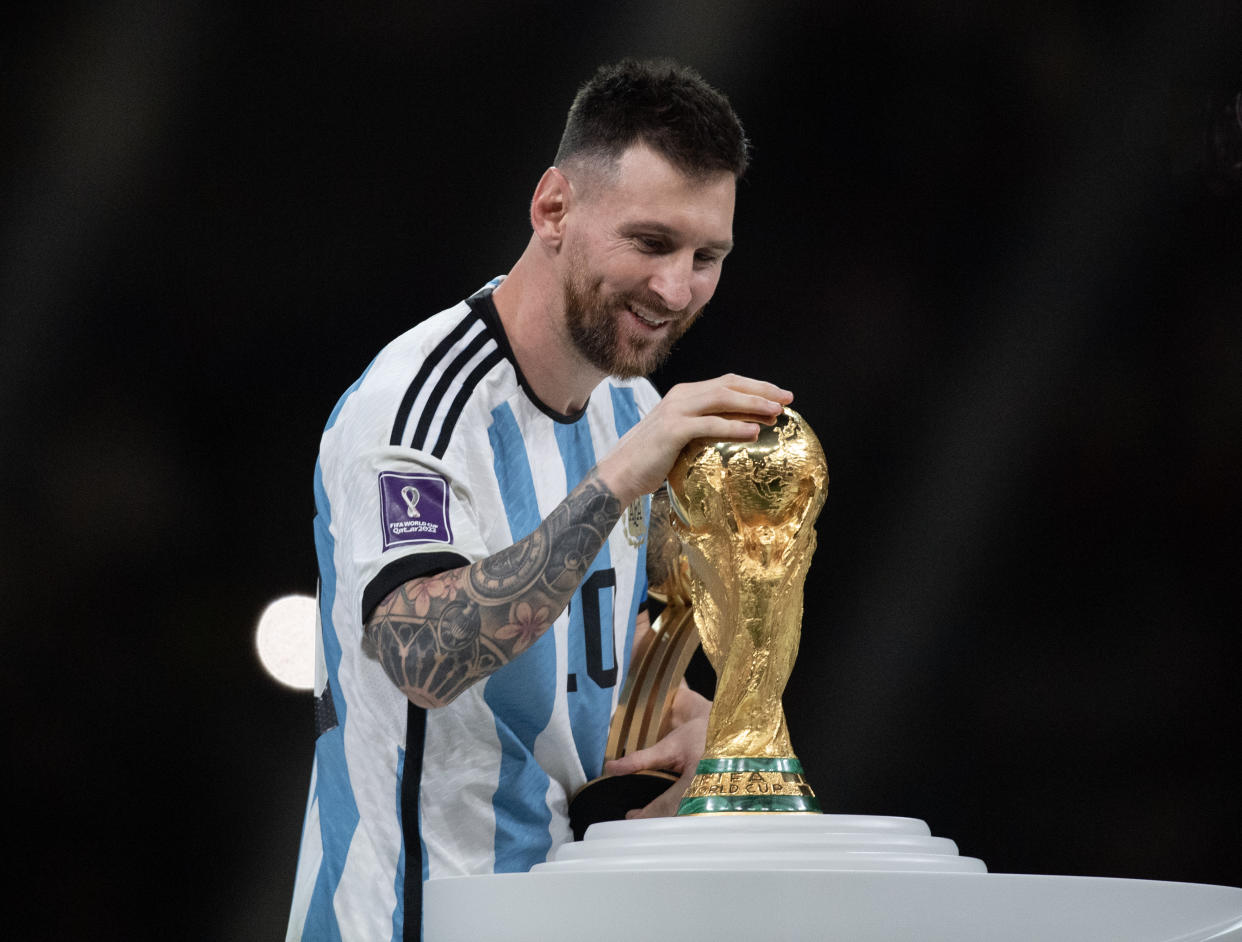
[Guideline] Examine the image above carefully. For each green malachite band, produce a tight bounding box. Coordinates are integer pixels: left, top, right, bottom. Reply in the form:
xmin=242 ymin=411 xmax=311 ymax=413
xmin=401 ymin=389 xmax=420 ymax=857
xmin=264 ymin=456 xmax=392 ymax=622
xmin=677 ymin=794 xmax=822 ymax=816
xmin=693 ymin=757 xmax=805 ymax=775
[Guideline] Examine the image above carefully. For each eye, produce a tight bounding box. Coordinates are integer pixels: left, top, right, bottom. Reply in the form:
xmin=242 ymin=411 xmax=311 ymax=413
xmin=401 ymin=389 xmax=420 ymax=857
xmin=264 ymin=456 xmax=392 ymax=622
xmin=635 ymin=235 xmax=666 ymax=253
xmin=694 ymin=251 xmax=722 ymax=267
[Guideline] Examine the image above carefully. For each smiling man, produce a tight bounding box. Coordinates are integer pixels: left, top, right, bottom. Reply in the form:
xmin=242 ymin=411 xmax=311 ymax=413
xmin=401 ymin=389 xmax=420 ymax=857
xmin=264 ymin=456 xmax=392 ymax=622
xmin=287 ymin=59 xmax=792 ymax=941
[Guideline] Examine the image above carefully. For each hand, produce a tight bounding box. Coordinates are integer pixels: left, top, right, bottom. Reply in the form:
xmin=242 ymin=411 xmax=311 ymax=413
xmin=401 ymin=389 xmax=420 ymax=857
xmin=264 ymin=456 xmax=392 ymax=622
xmin=596 ymin=374 xmax=793 ymax=505
xmin=602 ymin=687 xmax=712 ymax=820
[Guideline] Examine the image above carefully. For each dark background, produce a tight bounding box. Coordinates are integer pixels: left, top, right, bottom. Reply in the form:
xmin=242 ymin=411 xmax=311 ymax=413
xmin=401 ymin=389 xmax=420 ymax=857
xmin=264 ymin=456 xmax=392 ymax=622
xmin=4 ymin=1 xmax=1240 ymax=938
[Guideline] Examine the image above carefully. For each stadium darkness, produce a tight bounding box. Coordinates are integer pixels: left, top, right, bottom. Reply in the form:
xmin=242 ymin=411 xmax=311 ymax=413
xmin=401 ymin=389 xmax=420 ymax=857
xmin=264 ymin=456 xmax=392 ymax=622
xmin=4 ymin=2 xmax=1239 ymax=936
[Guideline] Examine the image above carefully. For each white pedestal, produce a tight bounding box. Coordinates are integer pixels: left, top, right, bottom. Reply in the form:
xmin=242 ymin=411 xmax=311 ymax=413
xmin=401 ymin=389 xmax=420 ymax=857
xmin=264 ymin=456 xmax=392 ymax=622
xmin=425 ymin=815 xmax=1242 ymax=941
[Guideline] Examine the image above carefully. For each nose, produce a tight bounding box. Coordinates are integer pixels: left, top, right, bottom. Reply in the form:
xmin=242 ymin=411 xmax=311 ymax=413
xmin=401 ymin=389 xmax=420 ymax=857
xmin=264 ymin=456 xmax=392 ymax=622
xmin=648 ymin=254 xmax=695 ymax=313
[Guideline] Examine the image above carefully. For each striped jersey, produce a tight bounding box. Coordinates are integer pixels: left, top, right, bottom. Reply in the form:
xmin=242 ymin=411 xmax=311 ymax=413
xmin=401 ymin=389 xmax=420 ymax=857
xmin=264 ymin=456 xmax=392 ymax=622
xmin=287 ymin=278 xmax=659 ymax=941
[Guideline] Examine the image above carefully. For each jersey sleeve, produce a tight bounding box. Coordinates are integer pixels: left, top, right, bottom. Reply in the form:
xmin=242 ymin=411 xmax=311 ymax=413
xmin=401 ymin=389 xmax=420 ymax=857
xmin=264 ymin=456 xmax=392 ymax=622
xmin=354 ymin=445 xmax=489 ymax=622
xmin=319 ymin=387 xmax=491 ymax=631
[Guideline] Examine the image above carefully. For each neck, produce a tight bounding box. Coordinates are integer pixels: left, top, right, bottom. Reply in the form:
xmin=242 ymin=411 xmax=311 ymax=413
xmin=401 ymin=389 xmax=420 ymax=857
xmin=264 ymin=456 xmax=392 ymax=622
xmin=492 ymin=239 xmax=607 ymax=414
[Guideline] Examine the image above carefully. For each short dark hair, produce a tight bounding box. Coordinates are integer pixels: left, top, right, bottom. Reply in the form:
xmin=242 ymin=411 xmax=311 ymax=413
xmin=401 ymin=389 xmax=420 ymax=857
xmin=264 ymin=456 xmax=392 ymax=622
xmin=554 ymin=59 xmax=750 ymax=180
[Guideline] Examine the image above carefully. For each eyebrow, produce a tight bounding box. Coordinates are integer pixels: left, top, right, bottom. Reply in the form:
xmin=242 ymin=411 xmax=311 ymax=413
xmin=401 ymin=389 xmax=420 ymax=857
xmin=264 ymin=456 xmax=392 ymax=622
xmin=620 ymin=221 xmax=734 ymax=253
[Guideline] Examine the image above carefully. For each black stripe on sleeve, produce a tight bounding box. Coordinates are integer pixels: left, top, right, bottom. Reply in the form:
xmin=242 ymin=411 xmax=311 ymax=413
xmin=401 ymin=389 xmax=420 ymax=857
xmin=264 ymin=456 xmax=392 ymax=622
xmin=408 ymin=328 xmax=494 ymax=452
xmin=360 ymin=550 xmax=473 ymax=624
xmin=401 ymin=700 xmax=426 ymax=942
xmin=430 ymin=348 xmax=505 ymax=459
xmin=389 ymin=309 xmax=482 ymax=446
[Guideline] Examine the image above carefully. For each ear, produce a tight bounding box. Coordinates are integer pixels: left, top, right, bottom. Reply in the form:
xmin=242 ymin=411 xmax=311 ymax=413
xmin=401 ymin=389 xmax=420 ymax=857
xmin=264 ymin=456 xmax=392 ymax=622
xmin=530 ymin=166 xmax=572 ymax=249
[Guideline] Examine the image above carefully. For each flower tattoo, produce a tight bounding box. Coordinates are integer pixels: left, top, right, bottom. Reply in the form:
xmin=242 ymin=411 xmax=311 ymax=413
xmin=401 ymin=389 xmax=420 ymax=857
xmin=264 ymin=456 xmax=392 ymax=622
xmin=495 ymin=601 xmax=552 ymax=652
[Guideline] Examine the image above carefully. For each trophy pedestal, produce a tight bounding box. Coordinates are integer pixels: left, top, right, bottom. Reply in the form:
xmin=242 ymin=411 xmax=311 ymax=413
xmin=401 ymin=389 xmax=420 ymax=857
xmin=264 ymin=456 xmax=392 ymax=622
xmin=424 ymin=814 xmax=1242 ymax=941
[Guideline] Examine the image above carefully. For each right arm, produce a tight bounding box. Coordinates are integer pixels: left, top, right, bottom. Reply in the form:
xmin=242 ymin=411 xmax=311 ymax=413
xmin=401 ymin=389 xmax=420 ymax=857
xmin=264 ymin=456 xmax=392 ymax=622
xmin=364 ymin=373 xmax=792 ymax=708
xmin=363 ymin=467 xmax=622 ymax=708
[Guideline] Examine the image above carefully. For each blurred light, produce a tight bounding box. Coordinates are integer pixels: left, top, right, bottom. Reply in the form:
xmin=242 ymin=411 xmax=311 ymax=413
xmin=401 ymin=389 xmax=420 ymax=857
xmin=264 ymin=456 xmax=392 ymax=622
xmin=255 ymin=594 xmax=316 ymax=690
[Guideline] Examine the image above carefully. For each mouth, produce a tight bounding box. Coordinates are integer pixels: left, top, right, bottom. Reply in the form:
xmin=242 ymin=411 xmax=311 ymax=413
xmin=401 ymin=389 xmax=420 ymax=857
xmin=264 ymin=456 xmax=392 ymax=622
xmin=627 ymin=306 xmax=672 ymax=330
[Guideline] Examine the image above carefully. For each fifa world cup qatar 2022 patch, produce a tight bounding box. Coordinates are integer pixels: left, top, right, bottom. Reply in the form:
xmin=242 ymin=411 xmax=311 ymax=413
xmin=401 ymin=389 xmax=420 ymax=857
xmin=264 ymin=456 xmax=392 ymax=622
xmin=378 ymin=471 xmax=453 ymax=550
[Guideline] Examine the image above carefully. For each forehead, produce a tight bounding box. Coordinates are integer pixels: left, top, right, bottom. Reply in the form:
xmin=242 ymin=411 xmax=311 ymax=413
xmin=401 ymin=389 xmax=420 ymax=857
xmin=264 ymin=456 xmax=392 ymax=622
xmin=575 ymin=144 xmax=736 ymax=242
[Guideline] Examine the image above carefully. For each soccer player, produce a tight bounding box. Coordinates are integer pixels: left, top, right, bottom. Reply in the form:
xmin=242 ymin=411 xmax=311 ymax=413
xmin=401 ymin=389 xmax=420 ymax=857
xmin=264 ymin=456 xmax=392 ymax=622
xmin=287 ymin=58 xmax=793 ymax=941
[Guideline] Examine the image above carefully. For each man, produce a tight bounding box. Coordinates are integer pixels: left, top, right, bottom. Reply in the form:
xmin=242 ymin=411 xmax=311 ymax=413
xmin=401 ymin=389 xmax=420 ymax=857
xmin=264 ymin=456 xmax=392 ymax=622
xmin=287 ymin=59 xmax=793 ymax=940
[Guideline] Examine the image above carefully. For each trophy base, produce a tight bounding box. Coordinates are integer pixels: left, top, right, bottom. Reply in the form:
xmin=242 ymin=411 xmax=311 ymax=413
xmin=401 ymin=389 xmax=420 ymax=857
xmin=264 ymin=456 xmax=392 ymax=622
xmin=677 ymin=756 xmax=821 ymax=815
xmin=568 ymin=770 xmax=679 ymax=841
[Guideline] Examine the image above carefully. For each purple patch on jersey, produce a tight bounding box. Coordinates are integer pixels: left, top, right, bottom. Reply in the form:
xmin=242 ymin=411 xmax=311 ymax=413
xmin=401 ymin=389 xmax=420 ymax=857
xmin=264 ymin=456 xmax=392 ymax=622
xmin=378 ymin=471 xmax=453 ymax=550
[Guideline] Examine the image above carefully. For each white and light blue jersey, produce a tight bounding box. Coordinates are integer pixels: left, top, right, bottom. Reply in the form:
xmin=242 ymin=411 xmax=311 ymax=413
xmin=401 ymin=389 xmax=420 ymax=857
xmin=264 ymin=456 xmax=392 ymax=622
xmin=287 ymin=279 xmax=658 ymax=941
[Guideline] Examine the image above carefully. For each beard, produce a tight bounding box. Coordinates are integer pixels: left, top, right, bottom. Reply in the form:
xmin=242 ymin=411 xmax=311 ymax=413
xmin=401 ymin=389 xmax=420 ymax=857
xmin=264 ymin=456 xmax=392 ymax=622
xmin=562 ymin=250 xmax=703 ymax=379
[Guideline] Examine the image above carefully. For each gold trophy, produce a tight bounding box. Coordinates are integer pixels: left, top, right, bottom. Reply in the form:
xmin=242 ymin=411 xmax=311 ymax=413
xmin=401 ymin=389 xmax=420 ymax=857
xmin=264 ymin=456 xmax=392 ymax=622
xmin=669 ymin=407 xmax=827 ymax=815
xmin=569 ymin=407 xmax=826 ymax=833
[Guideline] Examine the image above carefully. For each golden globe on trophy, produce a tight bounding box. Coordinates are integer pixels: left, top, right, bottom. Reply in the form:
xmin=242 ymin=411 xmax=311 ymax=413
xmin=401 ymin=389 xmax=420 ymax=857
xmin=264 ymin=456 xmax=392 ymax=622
xmin=668 ymin=407 xmax=826 ymax=814
xmin=569 ymin=407 xmax=826 ymax=833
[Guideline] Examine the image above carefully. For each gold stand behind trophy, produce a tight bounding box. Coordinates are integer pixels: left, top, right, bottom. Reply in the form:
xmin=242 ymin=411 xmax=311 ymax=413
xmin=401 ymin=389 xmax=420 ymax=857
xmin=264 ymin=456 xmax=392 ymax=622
xmin=567 ymin=550 xmax=701 ymax=837
xmin=570 ymin=407 xmax=826 ymax=832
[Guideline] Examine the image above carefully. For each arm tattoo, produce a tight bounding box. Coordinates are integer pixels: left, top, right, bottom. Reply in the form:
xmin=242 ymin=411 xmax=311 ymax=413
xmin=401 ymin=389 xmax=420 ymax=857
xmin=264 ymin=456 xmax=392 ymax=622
xmin=363 ymin=468 xmax=624 ymax=708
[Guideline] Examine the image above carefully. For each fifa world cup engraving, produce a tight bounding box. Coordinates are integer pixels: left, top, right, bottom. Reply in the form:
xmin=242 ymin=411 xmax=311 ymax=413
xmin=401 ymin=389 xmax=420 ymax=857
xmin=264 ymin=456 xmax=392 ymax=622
xmin=668 ymin=408 xmax=827 ymax=814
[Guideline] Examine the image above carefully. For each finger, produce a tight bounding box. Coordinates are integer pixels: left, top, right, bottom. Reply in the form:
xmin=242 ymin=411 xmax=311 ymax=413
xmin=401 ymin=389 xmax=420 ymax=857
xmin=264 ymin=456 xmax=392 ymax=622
xmin=702 ymin=374 xmax=794 ymax=403
xmin=724 ymin=380 xmax=793 ymax=406
xmin=670 ymin=376 xmax=792 ymax=411
xmin=679 ymin=415 xmax=762 ymax=444
xmin=717 ymin=409 xmax=781 ymax=425
xmin=603 ymin=741 xmax=673 ymax=777
xmin=680 ymin=387 xmax=790 ymax=423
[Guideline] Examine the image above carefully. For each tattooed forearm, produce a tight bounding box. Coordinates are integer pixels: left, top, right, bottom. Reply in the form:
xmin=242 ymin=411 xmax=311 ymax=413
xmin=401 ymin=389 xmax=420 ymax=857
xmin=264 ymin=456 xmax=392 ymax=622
xmin=363 ymin=468 xmax=624 ymax=708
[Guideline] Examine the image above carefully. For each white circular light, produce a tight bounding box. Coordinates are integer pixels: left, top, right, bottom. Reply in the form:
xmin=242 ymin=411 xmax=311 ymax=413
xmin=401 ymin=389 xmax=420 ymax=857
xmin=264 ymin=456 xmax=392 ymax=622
xmin=255 ymin=594 xmax=317 ymax=690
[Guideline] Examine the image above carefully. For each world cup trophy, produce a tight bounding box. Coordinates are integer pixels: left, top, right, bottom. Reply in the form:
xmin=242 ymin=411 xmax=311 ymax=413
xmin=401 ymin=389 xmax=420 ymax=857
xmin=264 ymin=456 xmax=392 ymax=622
xmin=569 ymin=406 xmax=827 ymax=833
xmin=668 ymin=407 xmax=827 ymax=814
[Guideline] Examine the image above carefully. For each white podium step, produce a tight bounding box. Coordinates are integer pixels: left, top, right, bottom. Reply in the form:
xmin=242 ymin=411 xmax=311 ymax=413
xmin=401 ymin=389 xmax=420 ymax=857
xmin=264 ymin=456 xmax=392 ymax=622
xmin=537 ymin=813 xmax=986 ymax=873
xmin=425 ymin=815 xmax=1242 ymax=941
